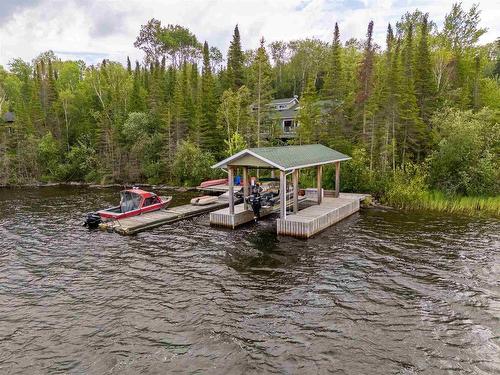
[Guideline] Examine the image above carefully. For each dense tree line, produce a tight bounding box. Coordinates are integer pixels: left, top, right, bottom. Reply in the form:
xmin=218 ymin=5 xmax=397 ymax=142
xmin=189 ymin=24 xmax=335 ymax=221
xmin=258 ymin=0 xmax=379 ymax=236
xmin=0 ymin=3 xmax=498 ymax=203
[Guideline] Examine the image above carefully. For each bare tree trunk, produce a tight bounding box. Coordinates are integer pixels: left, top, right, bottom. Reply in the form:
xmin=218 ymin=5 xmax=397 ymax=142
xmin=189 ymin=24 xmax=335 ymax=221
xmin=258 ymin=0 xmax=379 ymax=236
xmin=401 ymin=123 xmax=407 ymax=168
xmin=257 ymin=59 xmax=262 ymax=147
xmin=392 ymin=110 xmax=396 ymax=173
xmin=63 ymin=100 xmax=70 ymax=152
xmin=369 ymin=116 xmax=375 ymax=171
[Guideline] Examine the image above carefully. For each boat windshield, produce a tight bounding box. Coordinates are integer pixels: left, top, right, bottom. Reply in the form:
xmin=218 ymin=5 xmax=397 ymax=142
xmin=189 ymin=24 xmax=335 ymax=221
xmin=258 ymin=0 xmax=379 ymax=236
xmin=120 ymin=191 xmax=142 ymax=212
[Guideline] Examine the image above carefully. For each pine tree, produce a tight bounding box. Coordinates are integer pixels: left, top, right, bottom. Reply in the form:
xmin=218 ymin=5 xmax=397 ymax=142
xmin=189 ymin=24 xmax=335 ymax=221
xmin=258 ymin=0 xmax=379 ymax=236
xmin=189 ymin=63 xmax=201 ymax=143
xmin=414 ymin=14 xmax=436 ymax=125
xmin=227 ymin=25 xmax=245 ymax=89
xmin=296 ymin=79 xmax=321 ymax=145
xmin=323 ymin=23 xmax=344 ymax=100
xmin=356 ymin=21 xmax=375 ymax=142
xmin=399 ymin=24 xmax=425 ymax=164
xmin=323 ymin=22 xmax=346 ymax=139
xmin=249 ymin=37 xmax=273 ymax=147
xmin=130 ymin=62 xmax=146 ymax=112
xmin=383 ymin=24 xmax=401 ymax=171
xmin=200 ymin=41 xmax=220 ymax=153
xmin=127 ymin=56 xmax=132 ymax=74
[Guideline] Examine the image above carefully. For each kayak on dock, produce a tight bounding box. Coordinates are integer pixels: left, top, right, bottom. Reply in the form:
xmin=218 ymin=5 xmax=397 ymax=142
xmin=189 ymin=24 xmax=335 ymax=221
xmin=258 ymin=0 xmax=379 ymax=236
xmin=84 ymin=188 xmax=172 ymax=228
xmin=199 ymin=178 xmax=228 ymax=188
xmin=190 ymin=195 xmax=219 ymax=206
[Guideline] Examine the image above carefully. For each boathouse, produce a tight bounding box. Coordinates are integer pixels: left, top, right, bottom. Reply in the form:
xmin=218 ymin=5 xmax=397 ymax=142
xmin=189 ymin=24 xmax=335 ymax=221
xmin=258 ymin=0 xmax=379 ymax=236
xmin=209 ymin=144 xmax=367 ymax=238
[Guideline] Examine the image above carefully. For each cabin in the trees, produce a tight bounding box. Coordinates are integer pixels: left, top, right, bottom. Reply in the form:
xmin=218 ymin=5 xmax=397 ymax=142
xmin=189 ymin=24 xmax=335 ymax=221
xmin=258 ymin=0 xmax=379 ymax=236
xmin=254 ymin=97 xmax=335 ymax=142
xmin=269 ymin=96 xmax=299 ymax=138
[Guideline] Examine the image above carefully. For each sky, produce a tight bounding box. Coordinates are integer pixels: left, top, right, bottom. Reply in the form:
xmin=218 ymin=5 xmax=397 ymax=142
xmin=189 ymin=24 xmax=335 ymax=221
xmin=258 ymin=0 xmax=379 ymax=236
xmin=0 ymin=0 xmax=498 ymax=67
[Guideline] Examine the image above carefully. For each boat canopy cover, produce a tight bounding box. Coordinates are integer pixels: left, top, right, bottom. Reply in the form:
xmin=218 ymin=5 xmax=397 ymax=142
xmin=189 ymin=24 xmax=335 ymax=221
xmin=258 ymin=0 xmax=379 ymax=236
xmin=212 ymin=144 xmax=351 ymax=171
xmin=120 ymin=190 xmax=147 ymax=212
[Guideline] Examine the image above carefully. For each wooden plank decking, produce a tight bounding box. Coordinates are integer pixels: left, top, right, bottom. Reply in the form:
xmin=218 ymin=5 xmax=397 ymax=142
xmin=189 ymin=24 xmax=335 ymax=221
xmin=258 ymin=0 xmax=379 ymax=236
xmin=276 ymin=193 xmax=368 ymax=238
xmin=99 ymin=200 xmax=228 ymax=235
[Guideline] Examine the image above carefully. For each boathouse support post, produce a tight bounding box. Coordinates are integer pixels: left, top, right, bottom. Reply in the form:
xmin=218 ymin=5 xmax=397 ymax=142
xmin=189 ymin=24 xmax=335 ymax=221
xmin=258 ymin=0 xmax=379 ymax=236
xmin=243 ymin=166 xmax=249 ymax=210
xmin=292 ymin=169 xmax=299 ymax=214
xmin=316 ymin=165 xmax=323 ymax=205
xmin=228 ymin=166 xmax=234 ymax=215
xmin=280 ymin=170 xmax=286 ymax=219
xmin=335 ymin=161 xmax=340 ymax=198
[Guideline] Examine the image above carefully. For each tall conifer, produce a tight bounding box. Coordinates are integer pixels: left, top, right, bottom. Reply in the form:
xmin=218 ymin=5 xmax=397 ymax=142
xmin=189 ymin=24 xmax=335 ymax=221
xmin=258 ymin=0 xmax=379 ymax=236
xmin=249 ymin=37 xmax=273 ymax=147
xmin=200 ymin=41 xmax=220 ymax=153
xmin=356 ymin=21 xmax=375 ymax=141
xmin=414 ymin=14 xmax=436 ymax=124
xmin=227 ymin=25 xmax=245 ymax=89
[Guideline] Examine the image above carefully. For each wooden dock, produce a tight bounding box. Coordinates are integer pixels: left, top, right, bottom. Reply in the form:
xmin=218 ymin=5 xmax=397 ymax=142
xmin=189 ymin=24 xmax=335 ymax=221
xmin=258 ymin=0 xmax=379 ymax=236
xmin=210 ymin=196 xmax=308 ymax=229
xmin=99 ymin=200 xmax=228 ymax=235
xmin=276 ymin=193 xmax=368 ymax=238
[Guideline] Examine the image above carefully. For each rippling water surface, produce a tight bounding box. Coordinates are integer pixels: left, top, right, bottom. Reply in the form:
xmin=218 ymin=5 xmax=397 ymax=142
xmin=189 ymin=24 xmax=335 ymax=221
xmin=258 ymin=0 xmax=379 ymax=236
xmin=0 ymin=187 xmax=499 ymax=374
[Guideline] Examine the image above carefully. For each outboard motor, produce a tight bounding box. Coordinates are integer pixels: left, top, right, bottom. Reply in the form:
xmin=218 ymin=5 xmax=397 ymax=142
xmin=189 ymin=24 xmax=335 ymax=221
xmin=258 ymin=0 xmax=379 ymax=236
xmin=84 ymin=212 xmax=102 ymax=229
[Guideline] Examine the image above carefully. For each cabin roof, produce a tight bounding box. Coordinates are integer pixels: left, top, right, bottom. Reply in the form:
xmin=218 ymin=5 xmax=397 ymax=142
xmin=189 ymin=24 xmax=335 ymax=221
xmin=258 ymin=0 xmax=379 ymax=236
xmin=269 ymin=97 xmax=298 ymax=105
xmin=212 ymin=144 xmax=351 ymax=171
xmin=276 ymin=106 xmax=299 ymax=119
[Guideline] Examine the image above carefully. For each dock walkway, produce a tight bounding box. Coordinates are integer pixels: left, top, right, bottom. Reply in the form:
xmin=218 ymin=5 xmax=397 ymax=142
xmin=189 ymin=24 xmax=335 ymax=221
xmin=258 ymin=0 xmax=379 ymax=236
xmin=276 ymin=193 xmax=368 ymax=238
xmin=100 ymin=201 xmax=228 ymax=235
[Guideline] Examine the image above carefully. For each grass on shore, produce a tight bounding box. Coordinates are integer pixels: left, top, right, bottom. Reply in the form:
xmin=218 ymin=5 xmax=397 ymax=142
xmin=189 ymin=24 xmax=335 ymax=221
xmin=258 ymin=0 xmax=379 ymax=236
xmin=384 ymin=190 xmax=500 ymax=217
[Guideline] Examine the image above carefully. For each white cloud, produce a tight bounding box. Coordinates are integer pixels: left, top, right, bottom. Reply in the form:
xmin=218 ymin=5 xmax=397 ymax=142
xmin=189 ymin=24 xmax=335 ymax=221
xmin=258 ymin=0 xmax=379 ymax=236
xmin=0 ymin=0 xmax=497 ymax=67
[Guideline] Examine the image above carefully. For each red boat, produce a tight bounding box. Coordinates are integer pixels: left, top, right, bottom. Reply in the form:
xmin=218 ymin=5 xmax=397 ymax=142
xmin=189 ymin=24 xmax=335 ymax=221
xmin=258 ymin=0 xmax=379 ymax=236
xmin=84 ymin=188 xmax=172 ymax=228
xmin=199 ymin=178 xmax=228 ymax=188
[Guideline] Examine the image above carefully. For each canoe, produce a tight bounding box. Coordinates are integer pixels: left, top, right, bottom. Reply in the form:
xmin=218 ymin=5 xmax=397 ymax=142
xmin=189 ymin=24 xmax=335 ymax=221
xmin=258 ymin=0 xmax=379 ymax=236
xmin=190 ymin=195 xmax=219 ymax=206
xmin=199 ymin=178 xmax=227 ymax=188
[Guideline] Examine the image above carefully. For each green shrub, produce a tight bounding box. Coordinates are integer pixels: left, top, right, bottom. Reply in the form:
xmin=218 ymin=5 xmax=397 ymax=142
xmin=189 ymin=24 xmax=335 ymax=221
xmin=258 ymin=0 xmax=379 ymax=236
xmin=383 ymin=163 xmax=429 ymax=208
xmin=56 ymin=140 xmax=100 ymax=182
xmin=172 ymin=141 xmax=220 ymax=186
xmin=37 ymin=132 xmax=60 ymax=181
xmin=429 ymin=108 xmax=500 ymax=196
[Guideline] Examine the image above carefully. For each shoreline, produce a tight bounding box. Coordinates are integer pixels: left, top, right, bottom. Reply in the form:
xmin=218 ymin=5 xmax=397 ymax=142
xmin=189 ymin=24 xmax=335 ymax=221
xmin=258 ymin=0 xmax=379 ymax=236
xmin=0 ymin=182 xmax=199 ymax=192
xmin=1 ymin=183 xmax=497 ymax=218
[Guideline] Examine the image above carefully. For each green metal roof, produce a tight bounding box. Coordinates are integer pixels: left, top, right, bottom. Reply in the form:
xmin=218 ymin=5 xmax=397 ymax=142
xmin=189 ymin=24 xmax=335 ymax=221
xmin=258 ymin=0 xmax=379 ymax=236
xmin=213 ymin=144 xmax=351 ymax=171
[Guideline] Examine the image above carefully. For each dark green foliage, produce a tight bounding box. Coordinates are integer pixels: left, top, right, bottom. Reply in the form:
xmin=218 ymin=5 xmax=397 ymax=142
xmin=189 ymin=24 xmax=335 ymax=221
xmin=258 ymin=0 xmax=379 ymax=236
xmin=200 ymin=41 xmax=220 ymax=153
xmin=172 ymin=141 xmax=219 ymax=186
xmin=0 ymin=1 xmax=497 ymax=214
xmin=428 ymin=108 xmax=499 ymax=196
xmin=227 ymin=25 xmax=245 ymax=89
xmin=414 ymin=15 xmax=436 ymax=124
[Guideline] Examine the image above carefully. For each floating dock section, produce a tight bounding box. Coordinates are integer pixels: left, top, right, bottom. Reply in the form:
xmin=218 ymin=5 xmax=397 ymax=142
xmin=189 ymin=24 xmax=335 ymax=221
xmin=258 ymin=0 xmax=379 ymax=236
xmin=100 ymin=201 xmax=228 ymax=235
xmin=210 ymin=196 xmax=307 ymax=229
xmin=276 ymin=193 xmax=367 ymax=238
xmin=210 ymin=193 xmax=367 ymax=238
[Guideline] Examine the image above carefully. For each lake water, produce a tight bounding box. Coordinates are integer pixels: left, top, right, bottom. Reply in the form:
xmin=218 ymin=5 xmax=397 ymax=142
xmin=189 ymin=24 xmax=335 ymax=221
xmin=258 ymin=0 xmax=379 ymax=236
xmin=0 ymin=187 xmax=499 ymax=374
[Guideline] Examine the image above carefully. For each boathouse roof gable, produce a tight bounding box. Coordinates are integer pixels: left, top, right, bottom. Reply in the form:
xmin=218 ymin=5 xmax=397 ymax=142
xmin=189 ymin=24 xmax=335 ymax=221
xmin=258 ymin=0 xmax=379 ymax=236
xmin=212 ymin=144 xmax=351 ymax=171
